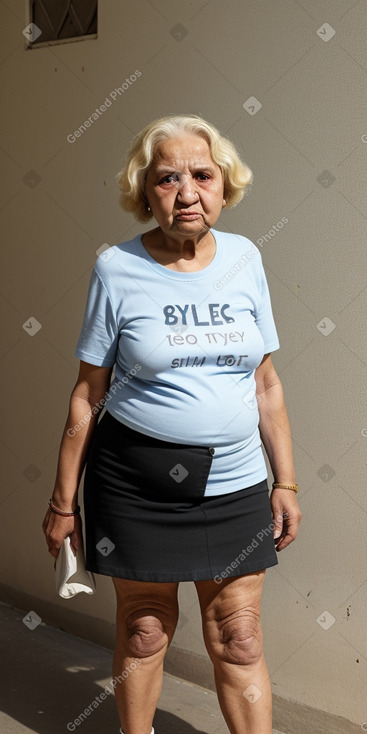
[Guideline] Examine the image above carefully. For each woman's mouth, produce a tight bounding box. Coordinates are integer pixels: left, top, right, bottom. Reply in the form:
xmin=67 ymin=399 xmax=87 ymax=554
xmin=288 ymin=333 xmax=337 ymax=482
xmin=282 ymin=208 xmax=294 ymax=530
xmin=175 ymin=212 xmax=201 ymax=220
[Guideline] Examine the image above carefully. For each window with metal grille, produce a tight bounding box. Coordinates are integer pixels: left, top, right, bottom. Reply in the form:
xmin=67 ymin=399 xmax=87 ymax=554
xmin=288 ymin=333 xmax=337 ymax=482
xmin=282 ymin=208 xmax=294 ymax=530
xmin=25 ymin=0 xmax=98 ymax=48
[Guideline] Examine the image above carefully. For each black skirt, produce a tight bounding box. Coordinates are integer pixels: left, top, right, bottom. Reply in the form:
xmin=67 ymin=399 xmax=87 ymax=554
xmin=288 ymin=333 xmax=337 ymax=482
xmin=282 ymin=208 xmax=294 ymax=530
xmin=83 ymin=410 xmax=278 ymax=582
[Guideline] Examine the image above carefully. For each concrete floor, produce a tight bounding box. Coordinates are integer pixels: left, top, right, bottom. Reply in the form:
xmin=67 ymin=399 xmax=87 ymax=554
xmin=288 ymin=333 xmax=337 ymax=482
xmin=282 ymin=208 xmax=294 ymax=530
xmin=0 ymin=601 xmax=285 ymax=734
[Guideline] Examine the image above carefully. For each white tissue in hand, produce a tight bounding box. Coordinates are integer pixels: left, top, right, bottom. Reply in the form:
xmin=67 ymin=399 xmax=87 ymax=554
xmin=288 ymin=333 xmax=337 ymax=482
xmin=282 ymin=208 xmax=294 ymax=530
xmin=55 ymin=537 xmax=95 ymax=598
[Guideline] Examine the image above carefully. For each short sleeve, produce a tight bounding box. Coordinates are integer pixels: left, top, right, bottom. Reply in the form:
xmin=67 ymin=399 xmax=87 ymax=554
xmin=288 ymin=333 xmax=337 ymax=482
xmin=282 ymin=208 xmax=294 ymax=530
xmin=254 ymin=255 xmax=280 ymax=353
xmin=74 ymin=267 xmax=119 ymax=367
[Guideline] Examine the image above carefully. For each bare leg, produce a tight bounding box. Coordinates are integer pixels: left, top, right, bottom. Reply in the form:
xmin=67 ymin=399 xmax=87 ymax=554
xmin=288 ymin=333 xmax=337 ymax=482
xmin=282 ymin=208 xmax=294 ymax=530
xmin=195 ymin=570 xmax=272 ymax=734
xmin=112 ymin=578 xmax=179 ymax=734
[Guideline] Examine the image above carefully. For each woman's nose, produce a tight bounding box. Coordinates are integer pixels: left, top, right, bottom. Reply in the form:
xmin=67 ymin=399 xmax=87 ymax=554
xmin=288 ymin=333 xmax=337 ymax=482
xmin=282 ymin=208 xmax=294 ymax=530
xmin=176 ymin=173 xmax=199 ymax=202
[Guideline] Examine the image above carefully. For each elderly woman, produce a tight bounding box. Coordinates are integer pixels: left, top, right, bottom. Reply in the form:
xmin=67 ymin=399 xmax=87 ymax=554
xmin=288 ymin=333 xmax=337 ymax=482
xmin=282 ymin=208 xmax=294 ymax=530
xmin=43 ymin=114 xmax=301 ymax=734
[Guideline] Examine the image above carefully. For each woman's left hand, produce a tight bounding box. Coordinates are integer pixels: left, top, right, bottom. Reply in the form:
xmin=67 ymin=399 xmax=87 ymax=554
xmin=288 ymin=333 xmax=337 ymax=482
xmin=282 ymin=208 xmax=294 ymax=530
xmin=271 ymin=488 xmax=302 ymax=552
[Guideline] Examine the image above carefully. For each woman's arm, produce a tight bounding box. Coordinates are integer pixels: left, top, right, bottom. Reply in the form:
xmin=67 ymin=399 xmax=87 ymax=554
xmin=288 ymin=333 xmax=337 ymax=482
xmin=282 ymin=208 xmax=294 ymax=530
xmin=255 ymin=353 xmax=302 ymax=552
xmin=42 ymin=360 xmax=113 ymax=558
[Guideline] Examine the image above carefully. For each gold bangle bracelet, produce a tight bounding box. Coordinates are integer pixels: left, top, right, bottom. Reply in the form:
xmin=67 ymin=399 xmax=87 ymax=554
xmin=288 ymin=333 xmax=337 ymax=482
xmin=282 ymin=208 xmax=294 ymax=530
xmin=272 ymin=482 xmax=299 ymax=493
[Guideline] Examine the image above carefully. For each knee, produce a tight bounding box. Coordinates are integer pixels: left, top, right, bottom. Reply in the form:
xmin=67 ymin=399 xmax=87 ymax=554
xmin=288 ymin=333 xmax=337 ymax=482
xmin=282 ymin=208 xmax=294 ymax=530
xmin=208 ymin=611 xmax=263 ymax=666
xmin=124 ymin=610 xmax=173 ymax=659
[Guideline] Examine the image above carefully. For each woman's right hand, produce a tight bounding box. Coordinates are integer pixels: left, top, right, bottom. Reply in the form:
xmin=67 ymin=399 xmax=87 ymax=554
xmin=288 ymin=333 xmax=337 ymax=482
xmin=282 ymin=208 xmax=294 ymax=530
xmin=42 ymin=507 xmax=83 ymax=559
xmin=41 ymin=362 xmax=113 ymax=560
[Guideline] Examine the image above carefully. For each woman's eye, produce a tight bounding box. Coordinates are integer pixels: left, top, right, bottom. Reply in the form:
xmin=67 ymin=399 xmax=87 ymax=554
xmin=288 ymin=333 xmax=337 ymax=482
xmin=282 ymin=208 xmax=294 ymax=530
xmin=161 ymin=174 xmax=179 ymax=184
xmin=159 ymin=172 xmax=210 ymax=184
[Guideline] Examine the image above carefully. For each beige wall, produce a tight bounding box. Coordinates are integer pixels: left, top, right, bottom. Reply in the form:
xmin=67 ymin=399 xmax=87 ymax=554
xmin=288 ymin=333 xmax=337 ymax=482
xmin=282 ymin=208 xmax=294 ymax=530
xmin=1 ymin=0 xmax=367 ymax=727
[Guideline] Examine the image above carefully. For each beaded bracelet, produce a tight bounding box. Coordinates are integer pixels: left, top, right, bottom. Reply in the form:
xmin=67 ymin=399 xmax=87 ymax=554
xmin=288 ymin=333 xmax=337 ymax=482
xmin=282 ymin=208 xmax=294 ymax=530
xmin=272 ymin=482 xmax=299 ymax=494
xmin=48 ymin=499 xmax=81 ymax=517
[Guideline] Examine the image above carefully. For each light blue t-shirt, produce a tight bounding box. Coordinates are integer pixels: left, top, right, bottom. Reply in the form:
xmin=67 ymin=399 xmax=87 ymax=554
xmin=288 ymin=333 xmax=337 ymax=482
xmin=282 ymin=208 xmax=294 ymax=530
xmin=75 ymin=229 xmax=279 ymax=496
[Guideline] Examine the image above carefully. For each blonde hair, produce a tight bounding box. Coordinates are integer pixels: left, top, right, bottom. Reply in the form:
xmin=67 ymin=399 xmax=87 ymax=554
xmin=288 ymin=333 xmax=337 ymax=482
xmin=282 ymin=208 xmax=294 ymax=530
xmin=115 ymin=114 xmax=253 ymax=222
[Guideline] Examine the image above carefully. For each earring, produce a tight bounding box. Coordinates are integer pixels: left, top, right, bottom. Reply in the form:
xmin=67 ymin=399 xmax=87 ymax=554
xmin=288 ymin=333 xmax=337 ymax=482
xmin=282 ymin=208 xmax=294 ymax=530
xmin=147 ymin=206 xmax=151 ymax=212
xmin=222 ymin=199 xmax=226 ymax=206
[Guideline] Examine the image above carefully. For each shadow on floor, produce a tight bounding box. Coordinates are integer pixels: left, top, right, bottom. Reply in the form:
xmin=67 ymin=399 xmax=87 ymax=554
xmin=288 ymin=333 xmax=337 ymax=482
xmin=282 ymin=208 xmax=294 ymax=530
xmin=0 ymin=602 xmax=218 ymax=734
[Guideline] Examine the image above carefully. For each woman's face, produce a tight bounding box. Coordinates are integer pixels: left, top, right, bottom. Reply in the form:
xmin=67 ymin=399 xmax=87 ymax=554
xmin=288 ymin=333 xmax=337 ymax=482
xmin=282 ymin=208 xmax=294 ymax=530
xmin=144 ymin=135 xmax=225 ymax=240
